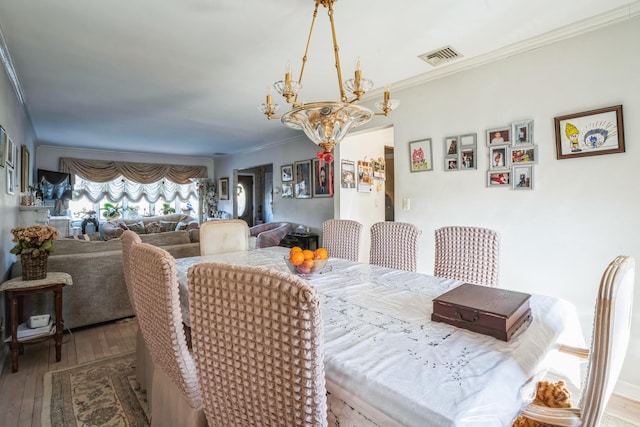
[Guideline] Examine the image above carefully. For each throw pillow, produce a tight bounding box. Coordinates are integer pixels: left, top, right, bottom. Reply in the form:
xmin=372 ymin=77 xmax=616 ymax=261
xmin=118 ymin=222 xmax=129 ymax=231
xmin=160 ymin=220 xmax=179 ymax=233
xmin=144 ymin=221 xmax=162 ymax=234
xmin=127 ymin=221 xmax=146 ymax=234
xmin=176 ymin=221 xmax=199 ymax=231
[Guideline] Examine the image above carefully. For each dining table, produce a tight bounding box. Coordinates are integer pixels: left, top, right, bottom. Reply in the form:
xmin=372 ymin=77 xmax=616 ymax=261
xmin=174 ymin=246 xmax=584 ymax=427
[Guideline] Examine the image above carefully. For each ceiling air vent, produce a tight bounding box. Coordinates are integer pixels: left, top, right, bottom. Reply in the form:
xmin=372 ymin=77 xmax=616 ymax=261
xmin=418 ymin=46 xmax=463 ymax=67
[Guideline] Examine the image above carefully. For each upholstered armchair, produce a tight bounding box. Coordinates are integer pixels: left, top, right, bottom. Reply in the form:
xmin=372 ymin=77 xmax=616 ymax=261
xmin=249 ymin=222 xmax=291 ymax=248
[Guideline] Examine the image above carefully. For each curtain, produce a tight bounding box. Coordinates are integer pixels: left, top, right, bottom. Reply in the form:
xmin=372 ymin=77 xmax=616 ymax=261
xmin=73 ymin=176 xmax=198 ymax=203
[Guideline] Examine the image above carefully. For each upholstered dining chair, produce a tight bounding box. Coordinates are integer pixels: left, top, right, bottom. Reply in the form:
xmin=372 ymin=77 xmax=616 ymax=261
xmin=120 ymin=231 xmax=152 ymax=394
xmin=516 ymin=255 xmax=635 ymax=427
xmin=130 ymin=243 xmax=206 ymax=427
xmin=434 ymin=226 xmax=500 ymax=287
xmin=369 ymin=221 xmax=422 ymax=272
xmin=188 ymin=262 xmax=327 ymax=426
xmin=199 ymin=219 xmax=249 ymax=256
xmin=322 ymin=219 xmax=363 ymax=261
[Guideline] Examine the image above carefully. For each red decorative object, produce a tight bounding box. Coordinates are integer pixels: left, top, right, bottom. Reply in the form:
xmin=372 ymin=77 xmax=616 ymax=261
xmin=317 ymin=151 xmax=334 ymax=195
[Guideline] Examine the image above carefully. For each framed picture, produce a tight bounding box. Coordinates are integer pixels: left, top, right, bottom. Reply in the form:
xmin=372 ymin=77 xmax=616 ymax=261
xmin=281 ymin=164 xmax=293 ymax=182
xmin=445 ymin=157 xmax=458 ymax=171
xmin=554 ymin=105 xmax=624 ymax=159
xmin=6 ymin=136 xmax=15 ymax=167
xmin=459 ymin=133 xmax=477 ymax=147
xmin=281 ymin=182 xmax=293 ymax=198
xmin=459 ymin=147 xmax=476 ymax=170
xmin=312 ymin=158 xmax=333 ymax=197
xmin=409 ymin=138 xmax=433 ymax=172
xmin=372 ymin=157 xmax=385 ymax=179
xmin=6 ymin=166 xmax=15 ymax=195
xmin=487 ymin=170 xmax=511 ymax=187
xmin=341 ymin=159 xmax=356 ymax=188
xmin=486 ymin=127 xmax=510 ymax=147
xmin=0 ymin=127 xmax=6 ymax=168
xmin=489 ymin=146 xmax=508 ymax=169
xmin=511 ymin=146 xmax=537 ymax=164
xmin=512 ymin=165 xmax=533 ymax=190
xmin=512 ymin=120 xmax=533 ymax=145
xmin=294 ymin=160 xmax=312 ymax=199
xmin=21 ymin=145 xmax=30 ymax=192
xmin=444 ymin=136 xmax=459 ymax=156
xmin=357 ymin=160 xmax=373 ymax=192
xmin=218 ymin=177 xmax=229 ymax=200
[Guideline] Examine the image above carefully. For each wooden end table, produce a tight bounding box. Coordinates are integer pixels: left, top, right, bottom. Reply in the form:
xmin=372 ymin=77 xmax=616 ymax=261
xmin=0 ymin=272 xmax=73 ymax=373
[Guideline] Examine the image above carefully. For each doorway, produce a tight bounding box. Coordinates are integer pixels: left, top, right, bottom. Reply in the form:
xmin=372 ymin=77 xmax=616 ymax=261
xmin=385 ymin=146 xmax=395 ymax=221
xmin=237 ymin=175 xmax=254 ymax=227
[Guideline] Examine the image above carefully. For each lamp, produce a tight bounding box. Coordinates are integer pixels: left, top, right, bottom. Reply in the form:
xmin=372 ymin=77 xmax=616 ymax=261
xmin=258 ymin=0 xmax=399 ymax=157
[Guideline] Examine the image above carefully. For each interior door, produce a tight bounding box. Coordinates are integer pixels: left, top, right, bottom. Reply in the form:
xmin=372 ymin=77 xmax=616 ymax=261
xmin=237 ymin=175 xmax=254 ymax=227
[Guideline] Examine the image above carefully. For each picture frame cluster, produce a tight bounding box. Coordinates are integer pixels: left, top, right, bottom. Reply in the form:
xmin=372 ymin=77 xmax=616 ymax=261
xmin=280 ymin=158 xmax=334 ymax=199
xmin=486 ymin=120 xmax=537 ymax=190
xmin=443 ymin=133 xmax=477 ymax=171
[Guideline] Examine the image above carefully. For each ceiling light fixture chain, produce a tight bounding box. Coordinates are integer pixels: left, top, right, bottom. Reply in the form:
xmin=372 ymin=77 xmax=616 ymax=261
xmin=258 ymin=0 xmax=399 ymax=153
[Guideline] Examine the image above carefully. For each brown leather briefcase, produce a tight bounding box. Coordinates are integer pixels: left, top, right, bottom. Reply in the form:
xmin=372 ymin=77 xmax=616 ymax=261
xmin=431 ymin=283 xmax=531 ymax=341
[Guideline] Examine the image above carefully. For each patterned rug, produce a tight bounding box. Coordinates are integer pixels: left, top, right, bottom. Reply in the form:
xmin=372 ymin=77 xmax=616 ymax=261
xmin=41 ymin=352 xmax=149 ymax=427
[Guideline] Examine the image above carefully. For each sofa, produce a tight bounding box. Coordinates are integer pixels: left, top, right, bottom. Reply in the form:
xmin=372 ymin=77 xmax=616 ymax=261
xmin=10 ymin=219 xmax=201 ymax=330
xmin=249 ymin=222 xmax=291 ymax=248
xmin=102 ymin=213 xmax=197 ymax=239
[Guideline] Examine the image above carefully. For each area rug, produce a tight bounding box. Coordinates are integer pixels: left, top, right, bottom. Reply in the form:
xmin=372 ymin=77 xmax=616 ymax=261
xmin=42 ymin=352 xmax=149 ymax=427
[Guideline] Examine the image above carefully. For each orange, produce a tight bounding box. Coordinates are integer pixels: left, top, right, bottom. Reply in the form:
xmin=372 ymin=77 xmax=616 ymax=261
xmin=303 ymin=259 xmax=314 ymax=269
xmin=289 ymin=246 xmax=303 ymax=256
xmin=314 ymin=248 xmax=328 ymax=260
xmin=289 ymin=251 xmax=305 ymax=266
xmin=302 ymin=249 xmax=314 ymax=260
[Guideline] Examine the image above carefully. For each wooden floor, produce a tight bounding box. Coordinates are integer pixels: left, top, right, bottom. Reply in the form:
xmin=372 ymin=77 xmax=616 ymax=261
xmin=0 ymin=317 xmax=638 ymax=427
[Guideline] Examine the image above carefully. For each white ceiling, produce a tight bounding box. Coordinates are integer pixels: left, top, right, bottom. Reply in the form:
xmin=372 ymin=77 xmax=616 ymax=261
xmin=0 ymin=0 xmax=634 ymax=157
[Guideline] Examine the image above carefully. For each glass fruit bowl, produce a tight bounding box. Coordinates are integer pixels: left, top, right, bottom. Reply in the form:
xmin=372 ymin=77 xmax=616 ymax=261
xmin=284 ymin=256 xmax=328 ymax=277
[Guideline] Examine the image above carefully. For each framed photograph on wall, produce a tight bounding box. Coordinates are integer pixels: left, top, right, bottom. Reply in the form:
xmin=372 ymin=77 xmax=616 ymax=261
xmin=511 ymin=146 xmax=537 ymax=164
xmin=294 ymin=160 xmax=312 ymax=199
xmin=281 ymin=164 xmax=293 ymax=182
xmin=281 ymin=182 xmax=293 ymax=198
xmin=487 ymin=170 xmax=511 ymax=187
xmin=444 ymin=136 xmax=459 ymax=156
xmin=513 ymin=165 xmax=533 ymax=190
xmin=409 ymin=138 xmax=433 ymax=172
xmin=459 ymin=133 xmax=477 ymax=147
xmin=357 ymin=160 xmax=373 ymax=192
xmin=445 ymin=157 xmax=458 ymax=171
xmin=512 ymin=120 xmax=533 ymax=145
xmin=460 ymin=147 xmax=476 ymax=170
xmin=0 ymin=127 xmax=6 ymax=168
xmin=341 ymin=159 xmax=356 ymax=188
xmin=489 ymin=146 xmax=508 ymax=169
xmin=312 ymin=158 xmax=333 ymax=197
xmin=5 ymin=136 xmax=15 ymax=167
xmin=20 ymin=145 xmax=30 ymax=192
xmin=486 ymin=127 xmax=510 ymax=147
xmin=218 ymin=177 xmax=229 ymax=200
xmin=6 ymin=166 xmax=15 ymax=195
xmin=554 ymin=105 xmax=624 ymax=159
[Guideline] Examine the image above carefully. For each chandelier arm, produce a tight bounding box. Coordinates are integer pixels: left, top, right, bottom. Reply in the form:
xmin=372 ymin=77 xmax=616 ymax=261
xmin=293 ymin=1 xmax=321 ymax=106
xmin=327 ymin=1 xmax=347 ymax=103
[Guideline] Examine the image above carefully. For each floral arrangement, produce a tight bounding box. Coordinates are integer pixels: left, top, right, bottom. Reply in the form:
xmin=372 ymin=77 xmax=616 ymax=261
xmin=10 ymin=225 xmax=60 ymax=257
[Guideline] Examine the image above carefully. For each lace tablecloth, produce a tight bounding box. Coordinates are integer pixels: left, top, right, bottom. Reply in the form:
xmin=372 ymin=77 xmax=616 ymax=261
xmin=175 ymin=246 xmax=584 ymax=427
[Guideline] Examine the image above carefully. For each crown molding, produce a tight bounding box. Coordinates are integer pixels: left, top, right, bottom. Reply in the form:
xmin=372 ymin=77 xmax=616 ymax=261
xmin=0 ymin=21 xmax=26 ymax=107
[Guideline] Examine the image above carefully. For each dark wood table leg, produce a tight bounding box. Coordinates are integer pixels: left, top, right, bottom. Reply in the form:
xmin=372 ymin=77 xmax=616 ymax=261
xmin=54 ymin=284 xmax=63 ymax=362
xmin=9 ymin=291 xmax=19 ymax=373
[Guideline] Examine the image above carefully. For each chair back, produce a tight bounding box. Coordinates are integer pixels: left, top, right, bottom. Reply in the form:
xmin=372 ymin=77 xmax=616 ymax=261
xmin=322 ymin=219 xmax=363 ymax=261
xmin=580 ymin=255 xmax=635 ymax=426
xmin=369 ymin=221 xmax=421 ymax=272
xmin=121 ymin=230 xmax=142 ymax=307
xmin=130 ymin=243 xmax=201 ymax=407
xmin=434 ymin=226 xmax=500 ymax=287
xmin=188 ymin=262 xmax=327 ymax=426
xmin=199 ymin=219 xmax=249 ymax=255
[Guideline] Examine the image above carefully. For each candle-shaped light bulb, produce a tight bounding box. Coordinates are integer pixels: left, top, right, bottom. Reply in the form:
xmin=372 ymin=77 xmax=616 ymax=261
xmin=285 ymin=62 xmax=292 ymax=82
xmin=354 ymin=58 xmax=362 ymax=88
xmin=384 ymin=83 xmax=390 ymax=101
xmin=266 ymin=86 xmax=273 ymax=105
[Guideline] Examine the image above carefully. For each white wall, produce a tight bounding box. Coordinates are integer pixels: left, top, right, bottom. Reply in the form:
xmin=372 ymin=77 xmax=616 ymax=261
xmin=355 ymin=16 xmax=640 ymax=397
xmin=214 ymin=136 xmax=334 ymax=235
xmin=334 ymin=126 xmax=392 ymax=262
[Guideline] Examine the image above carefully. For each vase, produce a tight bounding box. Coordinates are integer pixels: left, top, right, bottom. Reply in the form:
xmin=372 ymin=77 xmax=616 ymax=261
xmin=21 ymin=253 xmax=48 ymax=280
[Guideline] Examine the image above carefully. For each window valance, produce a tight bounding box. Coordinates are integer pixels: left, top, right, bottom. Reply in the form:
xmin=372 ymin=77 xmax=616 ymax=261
xmin=59 ymin=157 xmax=208 ymax=184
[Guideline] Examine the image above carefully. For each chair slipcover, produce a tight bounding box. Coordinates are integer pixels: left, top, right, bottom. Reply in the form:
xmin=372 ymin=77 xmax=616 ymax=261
xmin=249 ymin=221 xmax=291 ymax=248
xmin=322 ymin=219 xmax=363 ymax=261
xmin=188 ymin=262 xmax=327 ymax=426
xmin=369 ymin=221 xmax=421 ymax=272
xmin=517 ymin=255 xmax=635 ymax=426
xmin=199 ymin=219 xmax=249 ymax=255
xmin=130 ymin=243 xmax=206 ymax=427
xmin=434 ymin=226 xmax=500 ymax=287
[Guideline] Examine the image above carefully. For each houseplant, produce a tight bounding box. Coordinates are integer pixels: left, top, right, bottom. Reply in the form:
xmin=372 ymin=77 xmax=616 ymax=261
xmin=101 ymin=203 xmax=123 ymax=220
xmin=10 ymin=225 xmax=60 ymax=280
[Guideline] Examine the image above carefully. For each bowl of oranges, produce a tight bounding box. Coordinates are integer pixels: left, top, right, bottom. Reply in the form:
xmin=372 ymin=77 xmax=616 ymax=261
xmin=285 ymin=246 xmax=329 ymax=276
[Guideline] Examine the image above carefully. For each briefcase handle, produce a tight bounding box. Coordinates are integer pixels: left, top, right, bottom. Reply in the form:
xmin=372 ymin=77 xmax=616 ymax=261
xmin=455 ymin=310 xmax=479 ymax=323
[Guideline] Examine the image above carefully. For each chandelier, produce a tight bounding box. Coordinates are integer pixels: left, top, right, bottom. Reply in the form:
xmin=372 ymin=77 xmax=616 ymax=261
xmin=258 ymin=0 xmax=399 ymax=157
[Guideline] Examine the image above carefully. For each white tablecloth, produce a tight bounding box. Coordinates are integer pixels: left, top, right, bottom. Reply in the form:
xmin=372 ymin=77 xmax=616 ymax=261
xmin=175 ymin=247 xmax=584 ymax=427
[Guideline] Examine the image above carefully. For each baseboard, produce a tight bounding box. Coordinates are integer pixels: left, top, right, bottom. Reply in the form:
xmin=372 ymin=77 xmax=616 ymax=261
xmin=614 ymin=380 xmax=640 ymax=402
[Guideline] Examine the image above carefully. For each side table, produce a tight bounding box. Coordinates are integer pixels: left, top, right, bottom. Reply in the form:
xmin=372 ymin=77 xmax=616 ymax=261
xmin=0 ymin=272 xmax=73 ymax=373
xmin=281 ymin=233 xmax=320 ymax=251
